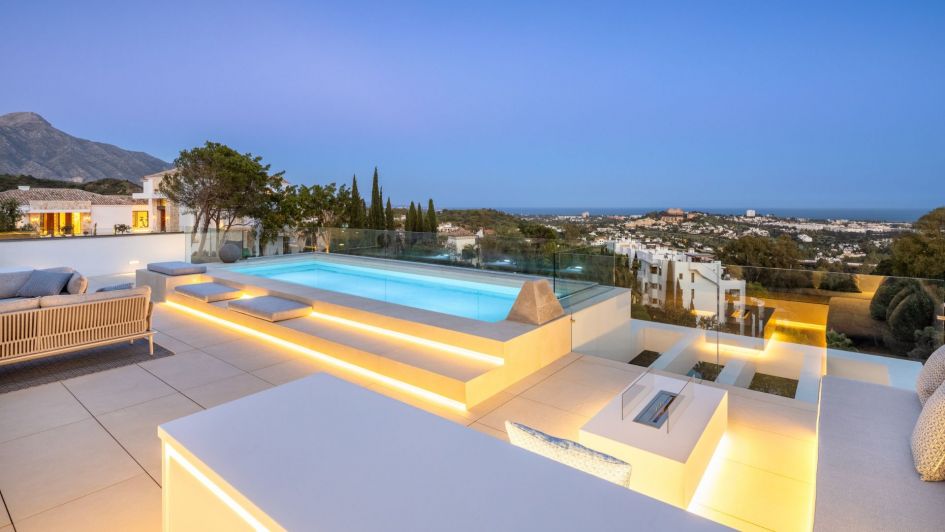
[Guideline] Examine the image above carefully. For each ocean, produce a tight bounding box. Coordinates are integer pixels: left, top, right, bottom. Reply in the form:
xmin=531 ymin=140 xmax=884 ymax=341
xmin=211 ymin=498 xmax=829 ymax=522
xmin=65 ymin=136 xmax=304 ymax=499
xmin=495 ymin=207 xmax=927 ymax=223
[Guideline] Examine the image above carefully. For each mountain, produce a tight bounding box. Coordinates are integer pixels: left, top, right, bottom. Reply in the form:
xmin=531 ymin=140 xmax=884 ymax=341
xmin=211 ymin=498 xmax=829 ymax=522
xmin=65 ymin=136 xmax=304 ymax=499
xmin=0 ymin=112 xmax=171 ymax=183
xmin=0 ymin=174 xmax=142 ymax=194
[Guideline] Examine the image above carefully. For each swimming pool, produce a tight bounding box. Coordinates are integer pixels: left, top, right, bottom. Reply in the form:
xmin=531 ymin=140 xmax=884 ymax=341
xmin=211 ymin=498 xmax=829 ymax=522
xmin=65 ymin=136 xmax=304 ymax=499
xmin=233 ymin=259 xmax=527 ymax=322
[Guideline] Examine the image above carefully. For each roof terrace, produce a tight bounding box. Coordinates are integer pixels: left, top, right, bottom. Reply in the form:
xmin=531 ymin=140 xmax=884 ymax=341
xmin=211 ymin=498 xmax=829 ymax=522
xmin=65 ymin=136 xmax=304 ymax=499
xmin=0 ymin=228 xmax=941 ymax=531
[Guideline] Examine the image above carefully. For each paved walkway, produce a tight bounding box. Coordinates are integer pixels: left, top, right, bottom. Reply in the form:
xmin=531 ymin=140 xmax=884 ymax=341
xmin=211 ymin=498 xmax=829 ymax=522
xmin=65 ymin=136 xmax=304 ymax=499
xmin=0 ymin=301 xmax=817 ymax=531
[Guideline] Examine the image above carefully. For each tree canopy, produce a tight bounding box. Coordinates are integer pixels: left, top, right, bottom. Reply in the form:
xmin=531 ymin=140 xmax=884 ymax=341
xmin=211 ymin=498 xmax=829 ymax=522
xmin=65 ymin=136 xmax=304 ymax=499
xmin=159 ymin=142 xmax=284 ymax=255
xmin=887 ymin=207 xmax=945 ymax=280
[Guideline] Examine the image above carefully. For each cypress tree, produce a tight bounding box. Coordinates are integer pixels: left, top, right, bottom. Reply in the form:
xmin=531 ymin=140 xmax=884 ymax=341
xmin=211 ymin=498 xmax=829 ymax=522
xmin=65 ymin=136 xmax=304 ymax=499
xmin=369 ymin=167 xmax=384 ymax=229
xmin=407 ymin=202 xmax=416 ymax=232
xmin=426 ymin=199 xmax=438 ymax=233
xmin=385 ymin=198 xmax=394 ymax=229
xmin=348 ymin=175 xmax=364 ymax=228
xmin=416 ymin=203 xmax=425 ymax=232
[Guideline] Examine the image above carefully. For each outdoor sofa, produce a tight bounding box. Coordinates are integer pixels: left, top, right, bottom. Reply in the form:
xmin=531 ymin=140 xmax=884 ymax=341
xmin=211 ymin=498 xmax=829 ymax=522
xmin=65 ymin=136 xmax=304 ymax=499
xmin=0 ymin=268 xmax=154 ymax=366
xmin=814 ymin=375 xmax=945 ymax=531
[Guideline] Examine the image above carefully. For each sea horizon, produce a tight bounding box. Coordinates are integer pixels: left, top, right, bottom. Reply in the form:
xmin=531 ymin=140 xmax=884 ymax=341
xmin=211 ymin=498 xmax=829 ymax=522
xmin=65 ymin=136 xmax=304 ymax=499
xmin=476 ymin=206 xmax=929 ymax=223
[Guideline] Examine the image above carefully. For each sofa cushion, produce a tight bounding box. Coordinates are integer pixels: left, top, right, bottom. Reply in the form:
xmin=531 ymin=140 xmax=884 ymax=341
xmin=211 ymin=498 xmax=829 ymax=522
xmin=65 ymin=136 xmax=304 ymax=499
xmin=66 ymin=272 xmax=89 ymax=295
xmin=912 ymin=383 xmax=945 ymax=481
xmin=228 ymin=296 xmax=312 ymax=322
xmin=39 ymin=286 xmax=152 ymax=308
xmin=814 ymin=376 xmax=945 ymax=531
xmin=17 ymin=270 xmax=73 ymax=297
xmin=0 ymin=270 xmax=33 ymax=299
xmin=97 ymin=282 xmax=135 ymax=293
xmin=147 ymin=261 xmax=207 ymax=276
xmin=505 ymin=421 xmax=632 ymax=488
xmin=0 ymin=297 xmax=39 ymax=314
xmin=40 ymin=267 xmax=74 ymax=274
xmin=916 ymin=345 xmax=945 ymax=405
xmin=175 ymin=282 xmax=241 ymax=302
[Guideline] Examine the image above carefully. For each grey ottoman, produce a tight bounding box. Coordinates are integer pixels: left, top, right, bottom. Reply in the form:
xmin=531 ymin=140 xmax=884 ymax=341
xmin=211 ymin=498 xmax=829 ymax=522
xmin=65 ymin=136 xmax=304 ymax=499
xmin=228 ymin=296 xmax=312 ymax=322
xmin=147 ymin=261 xmax=207 ymax=276
xmin=175 ymin=282 xmax=243 ymax=303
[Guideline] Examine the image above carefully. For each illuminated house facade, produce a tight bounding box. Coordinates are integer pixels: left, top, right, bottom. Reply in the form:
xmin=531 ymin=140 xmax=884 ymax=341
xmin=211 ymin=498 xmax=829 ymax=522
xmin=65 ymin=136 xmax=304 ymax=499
xmin=0 ymin=186 xmax=152 ymax=235
xmin=133 ymin=169 xmax=188 ymax=233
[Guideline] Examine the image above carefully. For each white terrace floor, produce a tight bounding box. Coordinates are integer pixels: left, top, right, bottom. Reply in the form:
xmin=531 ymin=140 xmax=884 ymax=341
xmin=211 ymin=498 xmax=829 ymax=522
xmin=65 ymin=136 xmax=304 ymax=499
xmin=0 ymin=286 xmax=817 ymax=532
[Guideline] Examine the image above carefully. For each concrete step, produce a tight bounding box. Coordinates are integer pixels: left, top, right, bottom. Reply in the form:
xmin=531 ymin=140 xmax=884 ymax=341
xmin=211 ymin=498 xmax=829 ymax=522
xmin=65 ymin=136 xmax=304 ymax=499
xmin=166 ymin=292 xmax=507 ymax=408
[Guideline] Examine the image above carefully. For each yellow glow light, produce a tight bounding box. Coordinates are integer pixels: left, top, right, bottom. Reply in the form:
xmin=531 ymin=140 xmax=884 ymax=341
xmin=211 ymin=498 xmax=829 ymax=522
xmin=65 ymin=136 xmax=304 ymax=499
xmin=165 ymin=444 xmax=270 ymax=532
xmin=309 ymin=310 xmax=504 ymax=366
xmin=687 ymin=433 xmax=731 ymax=514
xmin=716 ymin=343 xmax=764 ymax=358
xmin=164 ymin=301 xmax=468 ymax=412
xmin=774 ymin=319 xmax=826 ymax=332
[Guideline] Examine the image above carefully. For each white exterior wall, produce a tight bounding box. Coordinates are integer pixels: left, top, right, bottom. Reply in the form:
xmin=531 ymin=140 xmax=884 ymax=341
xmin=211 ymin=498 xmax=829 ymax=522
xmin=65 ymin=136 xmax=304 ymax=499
xmin=89 ymin=205 xmax=134 ymax=234
xmin=0 ymin=232 xmax=186 ymax=276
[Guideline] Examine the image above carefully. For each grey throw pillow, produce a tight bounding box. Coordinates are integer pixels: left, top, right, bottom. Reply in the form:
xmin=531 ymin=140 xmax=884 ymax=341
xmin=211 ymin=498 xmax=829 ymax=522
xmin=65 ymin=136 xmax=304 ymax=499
xmin=96 ymin=282 xmax=135 ymax=292
xmin=16 ymin=270 xmax=74 ymax=297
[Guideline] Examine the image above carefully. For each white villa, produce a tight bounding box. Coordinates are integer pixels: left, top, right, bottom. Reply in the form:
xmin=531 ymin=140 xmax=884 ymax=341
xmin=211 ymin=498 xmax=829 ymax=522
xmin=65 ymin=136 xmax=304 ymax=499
xmin=132 ymin=169 xmax=192 ymax=233
xmin=0 ymin=186 xmax=151 ymax=236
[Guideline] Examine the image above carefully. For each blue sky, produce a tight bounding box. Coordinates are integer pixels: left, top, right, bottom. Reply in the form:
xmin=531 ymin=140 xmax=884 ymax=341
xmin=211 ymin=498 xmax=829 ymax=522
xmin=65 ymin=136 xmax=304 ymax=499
xmin=1 ymin=0 xmax=943 ymax=209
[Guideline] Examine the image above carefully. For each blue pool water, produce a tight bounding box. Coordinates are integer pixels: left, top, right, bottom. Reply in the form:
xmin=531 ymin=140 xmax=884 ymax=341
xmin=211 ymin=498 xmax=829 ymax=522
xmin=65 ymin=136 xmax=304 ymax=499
xmin=233 ymin=260 xmax=524 ymax=322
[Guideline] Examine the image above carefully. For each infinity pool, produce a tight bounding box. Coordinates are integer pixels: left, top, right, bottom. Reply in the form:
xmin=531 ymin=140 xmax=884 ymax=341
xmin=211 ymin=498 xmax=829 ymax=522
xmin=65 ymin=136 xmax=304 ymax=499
xmin=233 ymin=259 xmax=526 ymax=322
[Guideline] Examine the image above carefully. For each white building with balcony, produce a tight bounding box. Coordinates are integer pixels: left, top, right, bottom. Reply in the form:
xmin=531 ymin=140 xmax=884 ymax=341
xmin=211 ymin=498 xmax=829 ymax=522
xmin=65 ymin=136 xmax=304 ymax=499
xmin=612 ymin=239 xmax=746 ymax=323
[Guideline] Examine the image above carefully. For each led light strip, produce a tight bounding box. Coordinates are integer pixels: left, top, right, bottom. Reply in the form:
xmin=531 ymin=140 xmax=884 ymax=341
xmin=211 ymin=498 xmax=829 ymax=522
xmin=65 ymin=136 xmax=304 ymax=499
xmin=308 ymin=310 xmax=504 ymax=366
xmin=164 ymin=301 xmax=468 ymax=412
xmin=165 ymin=444 xmax=270 ymax=532
xmin=773 ymin=319 xmax=827 ymax=332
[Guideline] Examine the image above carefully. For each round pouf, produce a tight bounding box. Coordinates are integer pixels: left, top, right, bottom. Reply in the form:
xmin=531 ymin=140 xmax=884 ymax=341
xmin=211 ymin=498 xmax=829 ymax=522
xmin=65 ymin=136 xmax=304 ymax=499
xmin=219 ymin=241 xmax=242 ymax=263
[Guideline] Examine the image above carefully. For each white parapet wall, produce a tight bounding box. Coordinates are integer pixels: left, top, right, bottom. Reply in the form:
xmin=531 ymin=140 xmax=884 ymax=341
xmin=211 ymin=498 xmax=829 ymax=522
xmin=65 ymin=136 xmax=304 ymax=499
xmin=0 ymin=233 xmax=186 ymax=276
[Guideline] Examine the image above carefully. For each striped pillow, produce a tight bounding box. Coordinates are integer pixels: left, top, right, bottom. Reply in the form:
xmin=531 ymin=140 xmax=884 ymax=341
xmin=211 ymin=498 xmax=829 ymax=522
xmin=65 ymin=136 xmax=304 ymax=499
xmin=505 ymin=421 xmax=632 ymax=487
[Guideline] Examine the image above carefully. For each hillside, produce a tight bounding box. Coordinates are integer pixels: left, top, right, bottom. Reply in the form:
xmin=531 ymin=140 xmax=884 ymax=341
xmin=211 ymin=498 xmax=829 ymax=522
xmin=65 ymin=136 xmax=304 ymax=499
xmin=0 ymin=174 xmax=142 ymax=194
xmin=0 ymin=112 xmax=171 ymax=182
xmin=438 ymin=208 xmax=525 ymax=234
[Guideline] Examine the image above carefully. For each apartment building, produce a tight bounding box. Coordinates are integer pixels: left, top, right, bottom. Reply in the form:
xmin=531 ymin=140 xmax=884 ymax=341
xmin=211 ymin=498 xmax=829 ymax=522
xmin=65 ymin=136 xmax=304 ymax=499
xmin=612 ymin=239 xmax=746 ymax=324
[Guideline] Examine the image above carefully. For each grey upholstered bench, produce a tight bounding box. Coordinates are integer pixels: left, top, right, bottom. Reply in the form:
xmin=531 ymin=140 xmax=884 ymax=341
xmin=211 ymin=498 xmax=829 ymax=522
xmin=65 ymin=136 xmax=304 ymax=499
xmin=137 ymin=262 xmax=209 ymax=302
xmin=228 ymin=296 xmax=312 ymax=322
xmin=147 ymin=261 xmax=207 ymax=276
xmin=814 ymin=376 xmax=945 ymax=531
xmin=175 ymin=282 xmax=242 ymax=303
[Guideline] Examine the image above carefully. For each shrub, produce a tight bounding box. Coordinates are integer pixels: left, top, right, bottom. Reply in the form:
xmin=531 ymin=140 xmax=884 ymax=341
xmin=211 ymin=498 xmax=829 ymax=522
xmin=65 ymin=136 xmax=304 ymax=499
xmin=887 ymin=290 xmax=935 ymax=344
xmin=826 ymin=329 xmax=858 ymax=352
xmin=819 ymin=272 xmax=860 ymax=293
xmin=909 ymin=326 xmax=945 ymax=360
xmin=869 ymin=277 xmax=917 ymax=320
xmin=885 ymin=284 xmax=919 ymax=322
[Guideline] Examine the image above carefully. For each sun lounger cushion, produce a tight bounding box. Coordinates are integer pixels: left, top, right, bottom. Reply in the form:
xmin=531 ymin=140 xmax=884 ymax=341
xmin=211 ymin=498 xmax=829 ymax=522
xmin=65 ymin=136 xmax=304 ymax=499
xmin=506 ymin=421 xmax=632 ymax=488
xmin=176 ymin=282 xmax=241 ymax=302
xmin=17 ymin=270 xmax=73 ymax=297
xmin=228 ymin=296 xmax=312 ymax=322
xmin=148 ymin=261 xmax=207 ymax=276
xmin=0 ymin=297 xmax=40 ymax=314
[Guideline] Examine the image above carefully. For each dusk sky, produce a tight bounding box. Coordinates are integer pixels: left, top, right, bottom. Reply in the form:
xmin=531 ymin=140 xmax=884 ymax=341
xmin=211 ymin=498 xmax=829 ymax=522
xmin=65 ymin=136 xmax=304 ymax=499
xmin=2 ymin=0 xmax=943 ymax=210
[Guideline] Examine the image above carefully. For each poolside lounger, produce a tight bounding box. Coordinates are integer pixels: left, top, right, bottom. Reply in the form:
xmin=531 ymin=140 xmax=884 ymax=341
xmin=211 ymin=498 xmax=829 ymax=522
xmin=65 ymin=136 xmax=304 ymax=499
xmin=175 ymin=282 xmax=242 ymax=303
xmin=228 ymin=295 xmax=312 ymax=322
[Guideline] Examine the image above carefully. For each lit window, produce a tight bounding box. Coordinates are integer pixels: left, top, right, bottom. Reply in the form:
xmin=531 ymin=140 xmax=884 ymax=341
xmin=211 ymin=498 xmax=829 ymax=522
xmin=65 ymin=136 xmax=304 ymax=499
xmin=133 ymin=211 xmax=149 ymax=229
